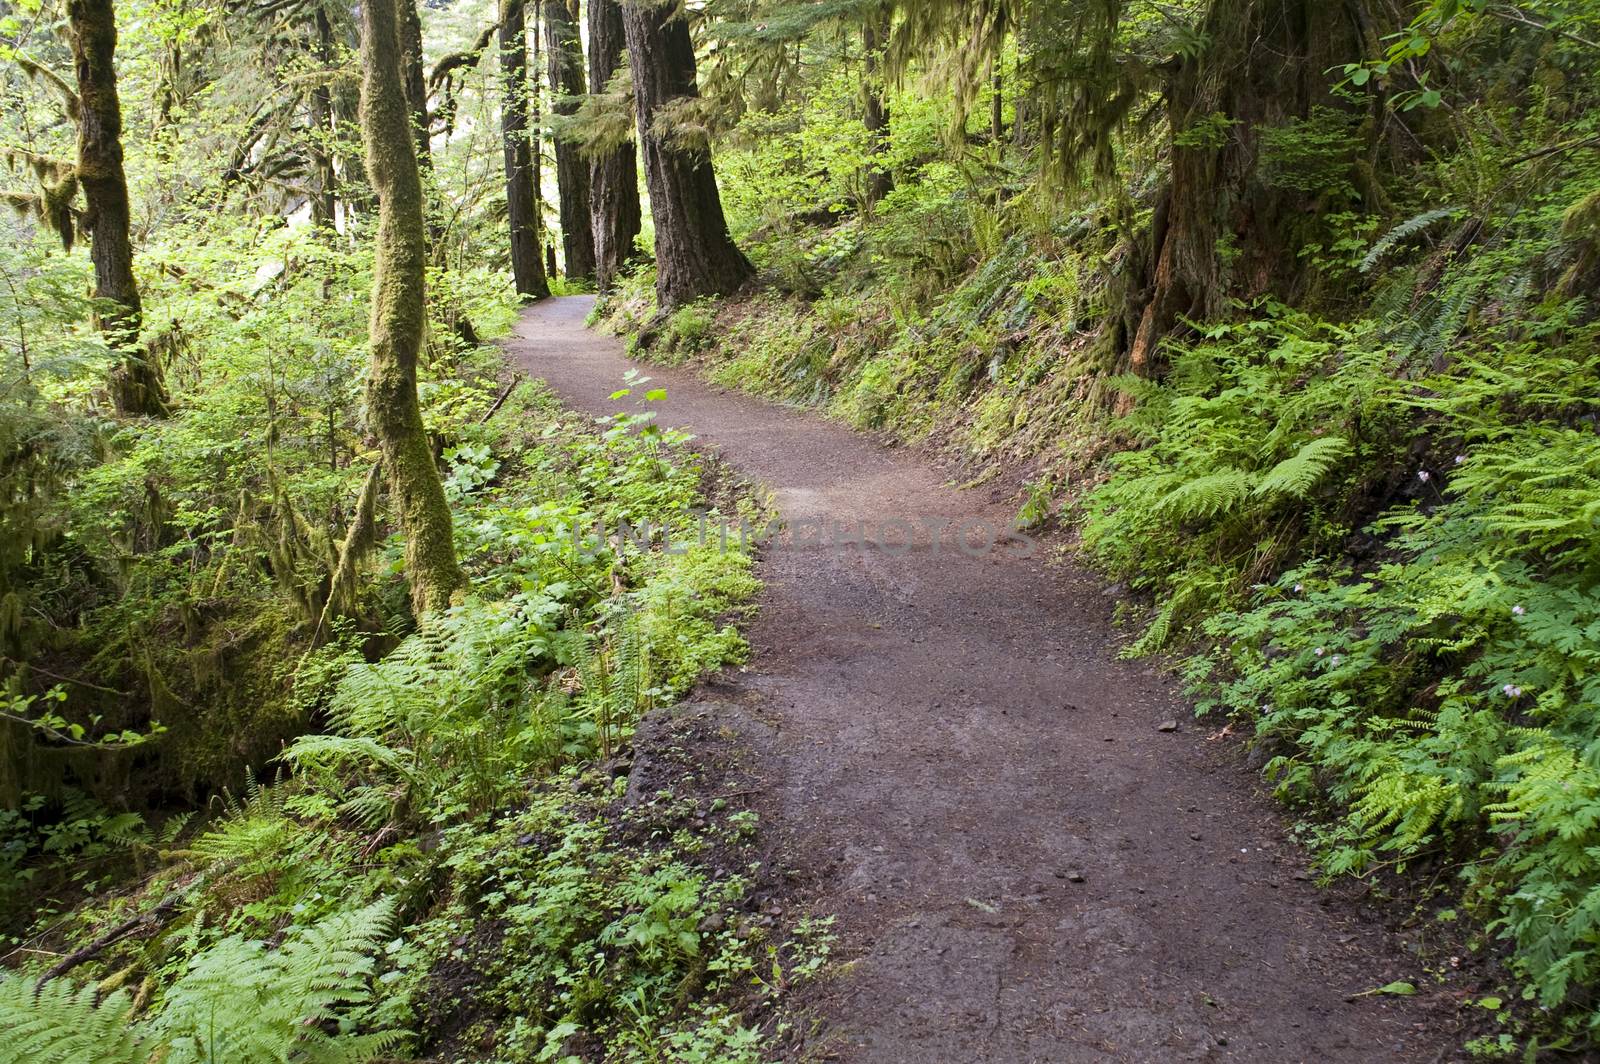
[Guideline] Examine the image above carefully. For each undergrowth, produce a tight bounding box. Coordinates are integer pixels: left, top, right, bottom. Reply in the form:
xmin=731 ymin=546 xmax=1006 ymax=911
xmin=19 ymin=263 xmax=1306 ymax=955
xmin=598 ymin=79 xmax=1600 ymax=1053
xmin=0 ymin=375 xmax=808 ymax=1061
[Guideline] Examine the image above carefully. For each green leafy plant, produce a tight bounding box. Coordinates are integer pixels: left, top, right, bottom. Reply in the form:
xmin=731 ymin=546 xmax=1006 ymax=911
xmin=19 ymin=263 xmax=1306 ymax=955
xmin=1 ymin=899 xmax=401 ymax=1064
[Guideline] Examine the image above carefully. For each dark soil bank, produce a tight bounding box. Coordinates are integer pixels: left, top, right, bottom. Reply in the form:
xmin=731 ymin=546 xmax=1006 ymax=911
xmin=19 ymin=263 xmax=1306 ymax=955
xmin=507 ymin=296 xmax=1465 ymax=1063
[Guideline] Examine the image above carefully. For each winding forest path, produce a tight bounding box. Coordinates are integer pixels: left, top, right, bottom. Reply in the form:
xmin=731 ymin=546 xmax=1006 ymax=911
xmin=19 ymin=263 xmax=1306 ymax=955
xmin=507 ymin=297 xmax=1458 ymax=1063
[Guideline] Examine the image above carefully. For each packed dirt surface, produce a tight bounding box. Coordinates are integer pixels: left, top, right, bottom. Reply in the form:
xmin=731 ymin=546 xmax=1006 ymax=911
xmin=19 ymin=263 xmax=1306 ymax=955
xmin=507 ymin=297 xmax=1464 ymax=1063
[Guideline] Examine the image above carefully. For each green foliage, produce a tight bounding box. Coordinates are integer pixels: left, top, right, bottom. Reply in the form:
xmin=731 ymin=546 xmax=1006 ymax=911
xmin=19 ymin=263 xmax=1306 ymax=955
xmin=408 ymin=784 xmax=824 ymax=1061
xmin=1082 ymin=311 xmax=1412 ymax=649
xmin=1172 ymin=111 xmax=1238 ymax=151
xmin=664 ymin=300 xmax=719 ymax=357
xmin=283 ymin=600 xmax=564 ymax=825
xmin=0 ymin=976 xmax=147 ymax=1064
xmin=1257 ymin=107 xmax=1363 ymax=198
xmin=1361 ymin=207 xmax=1460 ymax=273
xmin=719 ymin=66 xmax=881 ymax=233
xmin=0 ymin=788 xmax=164 ymax=912
xmin=2 ymin=376 xmax=774 ymax=1058
xmin=1092 ymin=301 xmax=1600 ymax=1032
xmin=151 ymin=898 xmax=403 ymax=1064
xmin=0 ymin=899 xmax=401 ymax=1064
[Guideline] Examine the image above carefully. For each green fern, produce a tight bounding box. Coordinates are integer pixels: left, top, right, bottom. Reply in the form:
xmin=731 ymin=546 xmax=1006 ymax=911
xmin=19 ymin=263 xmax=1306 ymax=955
xmin=188 ymin=769 xmax=297 ymax=871
xmin=1253 ymin=436 xmax=1351 ymax=499
xmin=153 ymin=897 xmax=403 ymax=1064
xmin=1360 ymin=206 xmax=1459 ymax=273
xmin=0 ymin=899 xmax=400 ymax=1064
xmin=281 ymin=600 xmax=557 ymax=819
xmin=1154 ymin=468 xmax=1256 ymax=521
xmin=567 ymin=607 xmax=655 ymax=757
xmin=1348 ymin=765 xmax=1462 ymax=853
xmin=0 ymin=977 xmax=147 ymax=1064
xmin=1123 ymin=567 xmax=1231 ymax=656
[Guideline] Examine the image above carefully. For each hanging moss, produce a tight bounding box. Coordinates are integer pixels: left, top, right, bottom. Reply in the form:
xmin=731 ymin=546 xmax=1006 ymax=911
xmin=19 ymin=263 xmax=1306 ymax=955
xmin=42 ymin=171 xmax=79 ymax=252
xmin=149 ymin=597 xmax=311 ymax=799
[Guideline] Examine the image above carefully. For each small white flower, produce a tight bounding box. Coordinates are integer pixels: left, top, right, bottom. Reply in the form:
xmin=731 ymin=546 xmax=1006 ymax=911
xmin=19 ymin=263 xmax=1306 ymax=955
xmin=1293 ymin=583 xmax=1303 ymax=593
xmin=1314 ymin=647 xmax=1326 ymax=657
xmin=1418 ymin=470 xmax=1431 ymax=482
xmin=1512 ymin=604 xmax=1525 ymax=616
xmin=1330 ymin=655 xmax=1343 ymax=666
xmin=1454 ymin=454 xmax=1467 ymax=465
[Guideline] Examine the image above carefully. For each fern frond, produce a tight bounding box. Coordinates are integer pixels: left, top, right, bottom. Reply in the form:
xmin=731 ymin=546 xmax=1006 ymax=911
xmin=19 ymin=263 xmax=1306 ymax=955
xmin=1253 ymin=436 xmax=1351 ymax=499
xmin=154 ymin=897 xmax=402 ymax=1064
xmin=1361 ymin=207 xmax=1459 ymax=273
xmin=0 ymin=976 xmax=146 ymax=1064
xmin=1154 ymin=469 xmax=1255 ymax=521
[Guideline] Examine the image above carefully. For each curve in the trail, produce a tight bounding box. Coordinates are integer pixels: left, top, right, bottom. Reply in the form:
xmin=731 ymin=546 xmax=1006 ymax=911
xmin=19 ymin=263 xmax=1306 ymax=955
xmin=506 ymin=296 xmax=1456 ymax=1063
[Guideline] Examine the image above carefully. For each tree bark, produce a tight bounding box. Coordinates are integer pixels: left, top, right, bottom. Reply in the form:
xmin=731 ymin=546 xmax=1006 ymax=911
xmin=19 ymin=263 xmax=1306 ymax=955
xmin=587 ymin=0 xmax=642 ymax=290
xmin=501 ymin=0 xmax=550 ymax=298
xmin=989 ymin=5 xmax=1006 ymax=147
xmin=545 ymin=0 xmax=595 ymax=280
xmin=309 ymin=4 xmax=338 ymax=229
xmin=621 ymin=0 xmax=752 ymax=307
xmin=1127 ymin=0 xmax=1370 ymax=376
xmin=399 ymin=0 xmax=432 ymax=170
xmin=67 ymin=0 xmax=167 ymax=417
xmin=861 ymin=3 xmax=894 ymax=207
xmin=358 ymin=0 xmax=467 ymax=617
xmin=402 ymin=0 xmax=477 ymax=344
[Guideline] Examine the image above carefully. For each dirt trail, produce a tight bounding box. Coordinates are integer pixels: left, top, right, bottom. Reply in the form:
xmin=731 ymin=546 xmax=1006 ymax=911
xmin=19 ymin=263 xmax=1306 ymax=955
xmin=507 ymin=297 xmax=1459 ymax=1063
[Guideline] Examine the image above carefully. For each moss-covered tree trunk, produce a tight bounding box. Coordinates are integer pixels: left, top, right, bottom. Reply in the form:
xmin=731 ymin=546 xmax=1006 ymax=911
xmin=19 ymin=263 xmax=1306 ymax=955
xmin=400 ymin=0 xmax=432 ymax=171
xmin=68 ymin=0 xmax=167 ymax=417
xmin=1125 ymin=0 xmax=1372 ymax=376
xmin=861 ymin=3 xmax=894 ymax=207
xmin=501 ymin=0 xmax=550 ymax=299
xmin=545 ymin=0 xmax=595 ymax=281
xmin=621 ymin=0 xmax=752 ymax=307
xmin=359 ymin=0 xmax=467 ymax=618
xmin=587 ymin=0 xmax=641 ymax=290
xmin=309 ymin=3 xmax=338 ymax=229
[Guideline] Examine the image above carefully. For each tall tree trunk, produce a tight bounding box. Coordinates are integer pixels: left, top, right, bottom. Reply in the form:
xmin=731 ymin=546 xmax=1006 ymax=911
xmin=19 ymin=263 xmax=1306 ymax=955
xmin=358 ymin=0 xmax=467 ymax=617
xmin=309 ymin=4 xmax=338 ymax=229
xmin=532 ymin=3 xmax=553 ymax=281
xmin=501 ymin=0 xmax=550 ymax=298
xmin=989 ymin=5 xmax=1006 ymax=148
xmin=401 ymin=0 xmax=478 ymax=345
xmin=585 ymin=0 xmax=640 ymax=286
xmin=1126 ymin=0 xmax=1370 ymax=376
xmin=68 ymin=0 xmax=166 ymax=417
xmin=861 ymin=3 xmax=894 ymax=207
xmin=399 ymin=0 xmax=432 ymax=170
xmin=990 ymin=71 xmax=1004 ymax=144
xmin=621 ymin=0 xmax=752 ymax=307
xmin=545 ymin=0 xmax=595 ymax=280
xmin=587 ymin=0 xmax=641 ymax=290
